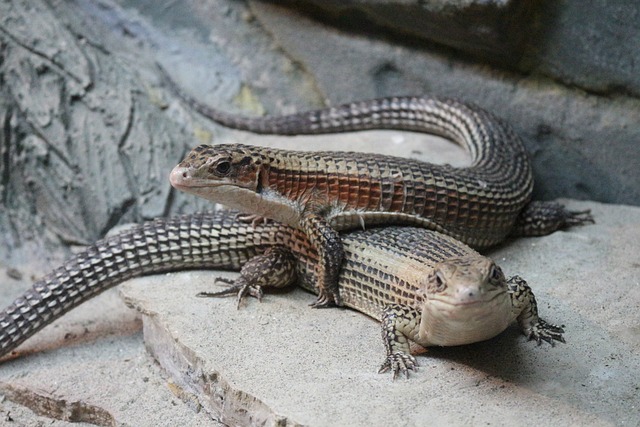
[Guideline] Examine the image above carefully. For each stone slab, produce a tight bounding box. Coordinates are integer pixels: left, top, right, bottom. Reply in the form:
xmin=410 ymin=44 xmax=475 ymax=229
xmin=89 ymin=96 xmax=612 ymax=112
xmin=272 ymin=0 xmax=534 ymax=64
xmin=0 ymin=286 xmax=221 ymax=426
xmin=270 ymin=1 xmax=640 ymax=97
xmin=119 ymin=200 xmax=640 ymax=426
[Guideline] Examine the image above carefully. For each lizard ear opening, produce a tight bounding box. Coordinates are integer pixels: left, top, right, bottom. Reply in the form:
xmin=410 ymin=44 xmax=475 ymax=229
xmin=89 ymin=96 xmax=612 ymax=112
xmin=255 ymin=167 xmax=264 ymax=194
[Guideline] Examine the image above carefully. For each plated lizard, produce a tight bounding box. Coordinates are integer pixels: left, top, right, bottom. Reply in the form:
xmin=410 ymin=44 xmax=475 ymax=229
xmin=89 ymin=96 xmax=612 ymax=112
xmin=0 ymin=211 xmax=563 ymax=378
xmin=162 ymin=69 xmax=592 ymax=307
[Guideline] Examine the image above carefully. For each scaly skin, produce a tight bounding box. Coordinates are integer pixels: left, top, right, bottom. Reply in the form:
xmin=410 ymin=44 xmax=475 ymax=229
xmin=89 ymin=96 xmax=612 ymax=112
xmin=160 ymin=65 xmax=593 ymax=307
xmin=169 ymin=138 xmax=592 ymax=307
xmin=0 ymin=211 xmax=564 ymax=377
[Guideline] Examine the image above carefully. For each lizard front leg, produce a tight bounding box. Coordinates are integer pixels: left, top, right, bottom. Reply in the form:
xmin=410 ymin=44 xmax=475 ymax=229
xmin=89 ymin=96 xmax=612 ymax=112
xmin=197 ymin=246 xmax=297 ymax=309
xmin=299 ymin=212 xmax=344 ymax=308
xmin=378 ymin=304 xmax=422 ymax=379
xmin=507 ymin=275 xmax=566 ymax=345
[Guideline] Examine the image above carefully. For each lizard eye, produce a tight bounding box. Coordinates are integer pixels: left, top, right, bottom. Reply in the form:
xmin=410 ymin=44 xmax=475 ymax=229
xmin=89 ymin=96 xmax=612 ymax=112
xmin=434 ymin=270 xmax=447 ymax=291
xmin=489 ymin=264 xmax=503 ymax=283
xmin=214 ymin=160 xmax=231 ymax=176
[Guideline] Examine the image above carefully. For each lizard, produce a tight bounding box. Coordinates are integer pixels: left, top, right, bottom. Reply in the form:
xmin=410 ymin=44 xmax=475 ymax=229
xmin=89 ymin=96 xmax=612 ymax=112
xmin=161 ymin=67 xmax=593 ymax=307
xmin=0 ymin=210 xmax=564 ymax=378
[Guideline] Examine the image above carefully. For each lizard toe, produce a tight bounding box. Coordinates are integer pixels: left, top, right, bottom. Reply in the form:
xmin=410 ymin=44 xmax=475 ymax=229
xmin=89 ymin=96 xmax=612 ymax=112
xmin=528 ymin=319 xmax=566 ymax=346
xmin=378 ymin=351 xmax=417 ymax=380
xmin=309 ymin=291 xmax=338 ymax=309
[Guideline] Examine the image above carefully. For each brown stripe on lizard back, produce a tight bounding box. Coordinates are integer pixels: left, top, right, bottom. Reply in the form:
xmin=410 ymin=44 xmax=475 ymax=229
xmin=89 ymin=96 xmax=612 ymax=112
xmin=200 ymin=144 xmax=528 ymax=247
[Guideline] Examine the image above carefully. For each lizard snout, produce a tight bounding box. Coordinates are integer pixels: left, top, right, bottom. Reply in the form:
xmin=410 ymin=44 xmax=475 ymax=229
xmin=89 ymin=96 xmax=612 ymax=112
xmin=170 ymin=165 xmax=192 ymax=189
xmin=454 ymin=285 xmax=485 ymax=304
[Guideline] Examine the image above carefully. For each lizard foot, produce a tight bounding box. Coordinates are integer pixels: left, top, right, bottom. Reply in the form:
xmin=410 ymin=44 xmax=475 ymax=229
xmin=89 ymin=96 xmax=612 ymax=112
xmin=527 ymin=319 xmax=566 ymax=346
xmin=378 ymin=351 xmax=418 ymax=380
xmin=512 ymin=201 xmax=595 ymax=237
xmin=196 ymin=277 xmax=263 ymax=309
xmin=564 ymin=209 xmax=595 ymax=227
xmin=236 ymin=213 xmax=270 ymax=228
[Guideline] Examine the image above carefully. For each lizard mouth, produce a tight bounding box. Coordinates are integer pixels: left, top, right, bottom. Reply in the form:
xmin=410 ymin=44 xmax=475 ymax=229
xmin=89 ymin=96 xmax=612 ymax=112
xmin=171 ymin=180 xmax=217 ymax=189
xmin=428 ymin=291 xmax=506 ymax=308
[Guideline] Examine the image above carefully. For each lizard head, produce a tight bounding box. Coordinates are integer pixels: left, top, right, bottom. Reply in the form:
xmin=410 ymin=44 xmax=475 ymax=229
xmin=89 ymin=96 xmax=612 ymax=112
xmin=171 ymin=143 xmax=303 ymax=226
xmin=170 ymin=143 xmax=264 ymax=201
xmin=419 ymin=256 xmax=513 ymax=346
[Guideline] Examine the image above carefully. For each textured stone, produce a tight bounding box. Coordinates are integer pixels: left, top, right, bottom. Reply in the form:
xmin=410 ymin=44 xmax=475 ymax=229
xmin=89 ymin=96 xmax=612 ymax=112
xmin=0 ymin=0 xmax=188 ymax=262
xmin=118 ymin=200 xmax=640 ymax=426
xmin=0 ymin=280 xmax=221 ymax=426
xmin=0 ymin=0 xmax=320 ymax=265
xmin=529 ymin=0 xmax=640 ymax=96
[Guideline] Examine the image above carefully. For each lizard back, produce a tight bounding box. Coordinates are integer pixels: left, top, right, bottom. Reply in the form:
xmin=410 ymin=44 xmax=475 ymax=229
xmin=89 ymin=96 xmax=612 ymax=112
xmin=168 ymin=95 xmax=533 ymax=248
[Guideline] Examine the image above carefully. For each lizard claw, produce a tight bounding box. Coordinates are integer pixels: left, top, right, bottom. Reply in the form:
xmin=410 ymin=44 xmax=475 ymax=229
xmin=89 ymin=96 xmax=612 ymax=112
xmin=233 ymin=283 xmax=264 ymax=309
xmin=196 ymin=277 xmax=263 ymax=309
xmin=308 ymin=289 xmax=342 ymax=308
xmin=563 ymin=209 xmax=595 ymax=227
xmin=378 ymin=351 xmax=418 ymax=380
xmin=527 ymin=319 xmax=565 ymax=346
xmin=309 ymin=292 xmax=334 ymax=309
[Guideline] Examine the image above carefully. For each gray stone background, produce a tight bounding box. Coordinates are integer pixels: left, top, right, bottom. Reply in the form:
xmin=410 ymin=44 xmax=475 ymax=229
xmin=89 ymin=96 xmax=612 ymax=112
xmin=1 ymin=0 xmax=639 ymax=265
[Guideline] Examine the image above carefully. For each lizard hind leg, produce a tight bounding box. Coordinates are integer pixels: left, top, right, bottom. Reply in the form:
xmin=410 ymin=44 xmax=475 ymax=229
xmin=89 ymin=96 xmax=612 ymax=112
xmin=196 ymin=246 xmax=297 ymax=309
xmin=511 ymin=200 xmax=595 ymax=237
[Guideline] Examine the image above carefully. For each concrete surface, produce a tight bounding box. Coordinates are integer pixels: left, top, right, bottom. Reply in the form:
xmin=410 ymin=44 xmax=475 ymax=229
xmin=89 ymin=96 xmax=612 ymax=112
xmin=0 ymin=287 xmax=221 ymax=427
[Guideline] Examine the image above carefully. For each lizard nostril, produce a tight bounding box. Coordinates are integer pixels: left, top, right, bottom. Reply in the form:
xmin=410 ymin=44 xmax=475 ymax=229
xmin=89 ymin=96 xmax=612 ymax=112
xmin=169 ymin=166 xmax=191 ymax=188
